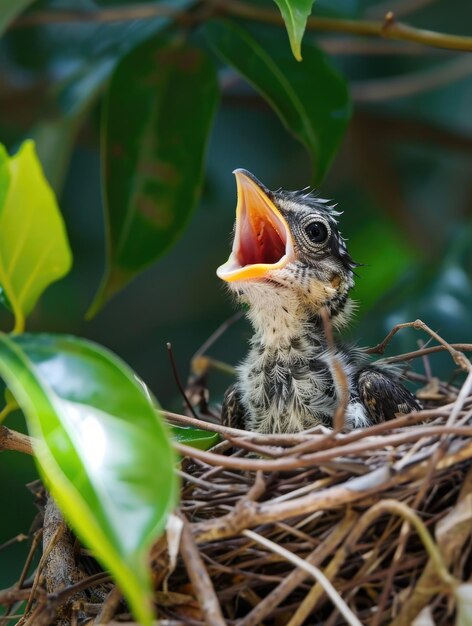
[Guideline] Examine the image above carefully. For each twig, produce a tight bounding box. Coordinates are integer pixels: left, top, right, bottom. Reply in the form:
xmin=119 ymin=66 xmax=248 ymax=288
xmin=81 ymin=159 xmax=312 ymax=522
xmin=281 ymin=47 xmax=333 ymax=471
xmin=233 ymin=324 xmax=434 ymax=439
xmin=178 ymin=513 xmax=226 ymax=626
xmin=419 ymin=340 xmax=433 ymax=381
xmin=193 ymin=439 xmax=472 ymax=542
xmin=51 ymin=572 xmax=111 ymax=604
xmin=344 ymin=499 xmax=455 ymax=588
xmin=163 ymin=409 xmax=323 ymax=442
xmin=16 ymin=530 xmax=43 ymax=589
xmin=0 ymin=588 xmax=36 ymax=606
xmin=166 ymin=342 xmax=199 ymax=419
xmin=370 ymin=441 xmax=445 ymax=626
xmin=0 ymin=534 xmax=28 ymax=552
xmin=243 ymin=529 xmax=363 ymax=626
xmin=239 ymin=513 xmax=357 ymax=626
xmin=391 ymin=467 xmax=472 ymax=625
xmin=192 ymin=311 xmax=243 ymax=362
xmin=24 ymin=519 xmax=65 ymax=616
xmin=446 ymin=367 xmax=472 ymax=427
xmin=0 ymin=425 xmax=33 ymax=455
xmin=93 ymin=585 xmax=122 ymax=624
xmin=286 ymin=536 xmax=351 ymax=626
xmin=175 ymin=424 xmax=472 ymax=472
xmin=218 ymin=0 xmax=472 ymax=51
xmin=367 ymin=319 xmax=471 ymax=371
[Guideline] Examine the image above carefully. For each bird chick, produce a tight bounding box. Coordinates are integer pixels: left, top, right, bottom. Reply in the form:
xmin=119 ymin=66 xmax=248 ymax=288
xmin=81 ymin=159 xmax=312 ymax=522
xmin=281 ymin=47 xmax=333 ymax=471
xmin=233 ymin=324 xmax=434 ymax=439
xmin=217 ymin=169 xmax=421 ymax=434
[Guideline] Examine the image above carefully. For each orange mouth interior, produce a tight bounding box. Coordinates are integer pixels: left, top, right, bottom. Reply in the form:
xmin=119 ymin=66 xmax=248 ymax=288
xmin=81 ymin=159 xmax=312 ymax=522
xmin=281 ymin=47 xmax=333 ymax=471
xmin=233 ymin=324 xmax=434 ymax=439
xmin=217 ymin=170 xmax=294 ymax=282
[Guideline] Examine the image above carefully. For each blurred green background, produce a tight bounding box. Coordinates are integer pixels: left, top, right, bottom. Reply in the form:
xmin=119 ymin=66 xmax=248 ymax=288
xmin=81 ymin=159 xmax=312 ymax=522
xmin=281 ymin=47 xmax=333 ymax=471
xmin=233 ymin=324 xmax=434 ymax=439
xmin=1 ymin=0 xmax=472 ymax=589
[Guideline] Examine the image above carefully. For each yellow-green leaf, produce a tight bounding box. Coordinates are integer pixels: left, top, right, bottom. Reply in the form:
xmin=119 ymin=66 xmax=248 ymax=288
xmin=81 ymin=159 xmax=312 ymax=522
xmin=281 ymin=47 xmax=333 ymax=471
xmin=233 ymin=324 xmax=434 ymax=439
xmin=273 ymin=0 xmax=316 ymax=60
xmin=0 ymin=141 xmax=72 ymax=332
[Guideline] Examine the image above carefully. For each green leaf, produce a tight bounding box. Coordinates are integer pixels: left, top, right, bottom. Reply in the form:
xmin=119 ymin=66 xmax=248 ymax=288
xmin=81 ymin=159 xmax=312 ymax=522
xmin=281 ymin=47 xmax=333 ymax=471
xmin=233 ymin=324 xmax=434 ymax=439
xmin=0 ymin=144 xmax=9 ymax=206
xmin=0 ymin=386 xmax=19 ymax=423
xmin=205 ymin=20 xmax=351 ymax=183
xmin=0 ymin=333 xmax=179 ymax=626
xmin=0 ymin=141 xmax=72 ymax=332
xmin=172 ymin=426 xmax=220 ymax=451
xmin=88 ymin=37 xmax=219 ymax=316
xmin=272 ymin=0 xmax=316 ymax=61
xmin=0 ymin=0 xmax=35 ymax=37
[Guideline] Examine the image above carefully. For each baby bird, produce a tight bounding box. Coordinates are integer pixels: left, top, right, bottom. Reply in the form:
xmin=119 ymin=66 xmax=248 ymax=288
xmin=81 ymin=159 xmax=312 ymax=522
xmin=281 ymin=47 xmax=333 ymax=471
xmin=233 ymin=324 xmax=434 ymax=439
xmin=217 ymin=169 xmax=421 ymax=434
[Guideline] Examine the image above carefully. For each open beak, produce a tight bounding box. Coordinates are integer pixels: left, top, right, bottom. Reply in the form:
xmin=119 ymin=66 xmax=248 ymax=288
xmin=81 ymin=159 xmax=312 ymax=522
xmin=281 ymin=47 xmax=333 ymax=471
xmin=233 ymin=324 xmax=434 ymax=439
xmin=217 ymin=169 xmax=295 ymax=283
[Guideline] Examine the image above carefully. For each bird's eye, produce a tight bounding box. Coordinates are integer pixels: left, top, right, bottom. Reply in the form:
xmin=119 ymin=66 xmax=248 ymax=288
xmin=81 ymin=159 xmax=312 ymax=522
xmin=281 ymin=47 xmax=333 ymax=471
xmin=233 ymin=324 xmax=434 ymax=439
xmin=304 ymin=221 xmax=329 ymax=244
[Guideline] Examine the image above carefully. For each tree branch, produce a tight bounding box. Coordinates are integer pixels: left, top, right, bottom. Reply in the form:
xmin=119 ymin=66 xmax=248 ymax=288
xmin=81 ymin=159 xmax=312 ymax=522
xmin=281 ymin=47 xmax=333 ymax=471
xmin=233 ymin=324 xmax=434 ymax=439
xmin=11 ymin=1 xmax=472 ymax=53
xmin=0 ymin=425 xmax=33 ymax=455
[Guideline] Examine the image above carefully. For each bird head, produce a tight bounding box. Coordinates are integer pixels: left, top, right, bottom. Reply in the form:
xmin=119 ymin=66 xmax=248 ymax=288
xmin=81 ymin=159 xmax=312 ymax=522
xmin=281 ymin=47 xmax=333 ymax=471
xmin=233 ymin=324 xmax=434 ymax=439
xmin=217 ymin=169 xmax=357 ymax=329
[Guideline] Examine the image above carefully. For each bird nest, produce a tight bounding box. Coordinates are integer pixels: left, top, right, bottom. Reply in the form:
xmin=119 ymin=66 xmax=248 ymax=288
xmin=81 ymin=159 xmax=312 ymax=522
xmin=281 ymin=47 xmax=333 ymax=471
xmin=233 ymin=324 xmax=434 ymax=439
xmin=2 ymin=321 xmax=472 ymax=626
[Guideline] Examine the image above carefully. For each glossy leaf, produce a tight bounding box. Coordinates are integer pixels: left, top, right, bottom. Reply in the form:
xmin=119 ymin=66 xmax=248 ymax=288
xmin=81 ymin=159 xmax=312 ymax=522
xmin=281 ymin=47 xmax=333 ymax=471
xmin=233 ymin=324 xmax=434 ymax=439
xmin=0 ymin=0 xmax=35 ymax=37
xmin=273 ymin=0 xmax=316 ymax=60
xmin=0 ymin=333 xmax=179 ymax=626
xmin=205 ymin=20 xmax=351 ymax=183
xmin=172 ymin=426 xmax=220 ymax=451
xmin=88 ymin=37 xmax=219 ymax=316
xmin=0 ymin=141 xmax=72 ymax=332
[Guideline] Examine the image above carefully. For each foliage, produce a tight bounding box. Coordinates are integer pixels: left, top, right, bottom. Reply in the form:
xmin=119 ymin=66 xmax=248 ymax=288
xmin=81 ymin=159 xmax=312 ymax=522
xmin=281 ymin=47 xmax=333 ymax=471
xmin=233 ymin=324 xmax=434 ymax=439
xmin=89 ymin=36 xmax=219 ymax=315
xmin=0 ymin=142 xmax=72 ymax=333
xmin=272 ymin=0 xmax=316 ymax=60
xmin=205 ymin=20 xmax=350 ymax=183
xmin=0 ymin=0 xmax=352 ymax=315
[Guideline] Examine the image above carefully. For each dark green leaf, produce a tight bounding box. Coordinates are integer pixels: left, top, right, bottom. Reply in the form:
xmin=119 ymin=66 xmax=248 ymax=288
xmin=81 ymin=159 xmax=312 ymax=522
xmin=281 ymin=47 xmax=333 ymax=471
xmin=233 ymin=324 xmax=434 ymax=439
xmin=172 ymin=426 xmax=220 ymax=451
xmin=205 ymin=20 xmax=351 ymax=183
xmin=272 ymin=0 xmax=316 ymax=60
xmin=88 ymin=37 xmax=219 ymax=316
xmin=0 ymin=141 xmax=72 ymax=332
xmin=0 ymin=333 xmax=179 ymax=626
xmin=31 ymin=117 xmax=83 ymax=195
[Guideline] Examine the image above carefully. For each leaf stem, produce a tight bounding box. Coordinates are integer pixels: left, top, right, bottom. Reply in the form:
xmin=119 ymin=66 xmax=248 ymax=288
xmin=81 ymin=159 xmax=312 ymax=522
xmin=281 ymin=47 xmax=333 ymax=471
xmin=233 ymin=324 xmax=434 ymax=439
xmin=0 ymin=403 xmax=15 ymax=423
xmin=12 ymin=312 xmax=25 ymax=335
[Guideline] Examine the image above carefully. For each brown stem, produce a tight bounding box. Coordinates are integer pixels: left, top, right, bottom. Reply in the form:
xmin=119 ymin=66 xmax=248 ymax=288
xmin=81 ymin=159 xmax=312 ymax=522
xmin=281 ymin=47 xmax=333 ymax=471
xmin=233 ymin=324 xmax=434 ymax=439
xmin=175 ymin=423 xmax=472 ymax=472
xmin=217 ymin=0 xmax=472 ymax=52
xmin=166 ymin=342 xmax=199 ymax=420
xmin=383 ymin=343 xmax=472 ymax=364
xmin=0 ymin=425 xmax=33 ymax=455
xmin=367 ymin=318 xmax=471 ymax=371
xmin=239 ymin=513 xmax=357 ymax=626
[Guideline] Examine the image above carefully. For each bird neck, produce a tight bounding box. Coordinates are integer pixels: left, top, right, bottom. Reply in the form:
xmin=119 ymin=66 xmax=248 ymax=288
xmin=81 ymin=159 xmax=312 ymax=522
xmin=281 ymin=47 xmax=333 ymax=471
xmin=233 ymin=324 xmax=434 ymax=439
xmin=245 ymin=286 xmax=328 ymax=349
